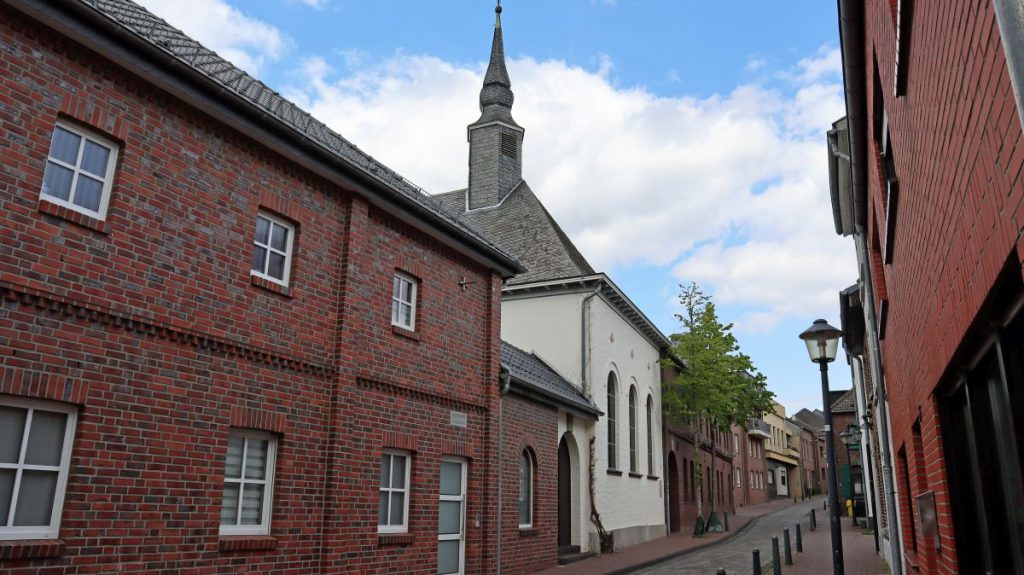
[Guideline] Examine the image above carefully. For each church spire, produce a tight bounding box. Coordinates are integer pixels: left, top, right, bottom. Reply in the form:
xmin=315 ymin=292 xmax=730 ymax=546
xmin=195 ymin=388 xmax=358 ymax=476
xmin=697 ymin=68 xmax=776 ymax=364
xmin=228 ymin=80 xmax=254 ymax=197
xmin=467 ymin=1 xmax=524 ymax=210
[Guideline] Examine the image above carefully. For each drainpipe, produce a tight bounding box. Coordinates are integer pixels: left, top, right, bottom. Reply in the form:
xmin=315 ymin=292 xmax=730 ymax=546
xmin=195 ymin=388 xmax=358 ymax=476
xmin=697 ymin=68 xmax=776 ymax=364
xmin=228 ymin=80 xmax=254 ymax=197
xmin=581 ymin=285 xmax=602 ymax=396
xmin=994 ymin=0 xmax=1024 ymax=130
xmin=496 ymin=369 xmax=511 ymax=575
xmin=857 ymin=234 xmax=903 ymax=575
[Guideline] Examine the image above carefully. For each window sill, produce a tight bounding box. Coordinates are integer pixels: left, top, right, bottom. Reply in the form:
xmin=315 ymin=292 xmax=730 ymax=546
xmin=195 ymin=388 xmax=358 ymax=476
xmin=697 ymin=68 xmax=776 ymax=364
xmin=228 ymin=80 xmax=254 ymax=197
xmin=606 ymin=468 xmax=623 ymax=476
xmin=38 ymin=199 xmax=109 ymax=234
xmin=628 ymin=471 xmax=644 ymax=479
xmin=518 ymin=527 xmax=539 ymax=537
xmin=378 ymin=533 xmax=415 ymax=546
xmin=392 ymin=325 xmax=421 ymax=341
xmin=218 ymin=535 xmax=277 ymax=552
xmin=646 ymin=475 xmax=660 ymax=481
xmin=0 ymin=539 xmax=65 ymax=560
xmin=250 ymin=275 xmax=293 ymax=298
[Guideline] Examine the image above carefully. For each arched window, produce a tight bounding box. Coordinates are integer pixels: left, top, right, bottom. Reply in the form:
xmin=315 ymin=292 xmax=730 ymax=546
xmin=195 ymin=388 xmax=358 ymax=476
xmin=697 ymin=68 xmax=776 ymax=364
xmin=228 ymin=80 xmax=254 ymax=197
xmin=607 ymin=373 xmax=618 ymax=469
xmin=629 ymin=385 xmax=638 ymax=473
xmin=646 ymin=394 xmax=654 ymax=475
xmin=519 ymin=450 xmax=533 ymax=528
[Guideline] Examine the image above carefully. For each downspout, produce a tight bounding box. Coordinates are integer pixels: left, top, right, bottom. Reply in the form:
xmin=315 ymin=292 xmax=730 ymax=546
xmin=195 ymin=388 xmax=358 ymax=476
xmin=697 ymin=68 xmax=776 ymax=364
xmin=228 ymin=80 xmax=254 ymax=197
xmin=581 ymin=285 xmax=603 ymax=396
xmin=857 ymin=234 xmax=903 ymax=575
xmin=838 ymin=0 xmax=903 ymax=570
xmin=496 ymin=369 xmax=511 ymax=575
xmin=994 ymin=0 xmax=1024 ymax=130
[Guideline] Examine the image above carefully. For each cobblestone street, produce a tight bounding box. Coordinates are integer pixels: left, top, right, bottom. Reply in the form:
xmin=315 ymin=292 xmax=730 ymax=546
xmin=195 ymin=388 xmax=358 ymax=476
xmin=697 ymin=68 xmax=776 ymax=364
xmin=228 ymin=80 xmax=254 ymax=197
xmin=630 ymin=498 xmax=889 ymax=575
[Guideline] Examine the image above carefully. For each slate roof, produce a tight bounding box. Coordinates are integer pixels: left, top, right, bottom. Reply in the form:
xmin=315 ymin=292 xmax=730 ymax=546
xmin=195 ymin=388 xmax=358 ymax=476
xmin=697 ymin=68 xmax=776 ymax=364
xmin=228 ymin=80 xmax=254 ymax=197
xmin=501 ymin=341 xmax=600 ymax=417
xmin=435 ymin=182 xmax=595 ymax=285
xmin=830 ymin=389 xmax=857 ymax=413
xmin=791 ymin=408 xmax=825 ymax=431
xmin=70 ymin=0 xmax=519 ymax=272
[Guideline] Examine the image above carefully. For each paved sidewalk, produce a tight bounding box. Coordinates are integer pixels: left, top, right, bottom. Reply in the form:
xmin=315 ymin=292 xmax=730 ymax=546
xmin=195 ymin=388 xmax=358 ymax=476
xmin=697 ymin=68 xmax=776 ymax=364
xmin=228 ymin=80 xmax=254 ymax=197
xmin=534 ymin=498 xmax=817 ymax=575
xmin=782 ymin=518 xmax=889 ymax=575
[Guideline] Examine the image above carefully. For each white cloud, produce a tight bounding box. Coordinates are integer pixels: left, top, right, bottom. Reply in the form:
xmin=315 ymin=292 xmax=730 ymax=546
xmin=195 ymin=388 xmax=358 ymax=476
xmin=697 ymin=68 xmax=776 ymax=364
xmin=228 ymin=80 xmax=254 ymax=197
xmin=285 ymin=44 xmax=851 ymax=328
xmin=294 ymin=0 xmax=329 ymax=8
xmin=135 ymin=0 xmax=286 ymax=75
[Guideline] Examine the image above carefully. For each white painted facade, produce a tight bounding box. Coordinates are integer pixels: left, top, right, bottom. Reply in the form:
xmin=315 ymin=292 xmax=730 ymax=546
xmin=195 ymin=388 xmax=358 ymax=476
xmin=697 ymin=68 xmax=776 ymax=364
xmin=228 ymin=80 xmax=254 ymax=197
xmin=502 ymin=282 xmax=667 ymax=551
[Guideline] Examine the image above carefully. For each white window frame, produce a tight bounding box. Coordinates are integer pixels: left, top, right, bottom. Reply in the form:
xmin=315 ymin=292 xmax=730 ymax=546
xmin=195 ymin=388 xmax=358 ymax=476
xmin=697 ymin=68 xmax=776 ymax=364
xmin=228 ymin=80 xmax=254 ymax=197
xmin=251 ymin=211 xmax=295 ymax=287
xmin=518 ymin=450 xmax=534 ymax=529
xmin=391 ymin=272 xmax=418 ymax=330
xmin=40 ymin=121 xmax=118 ymax=220
xmin=220 ymin=429 xmax=277 ymax=536
xmin=0 ymin=396 xmax=77 ymax=540
xmin=378 ymin=449 xmax=412 ymax=534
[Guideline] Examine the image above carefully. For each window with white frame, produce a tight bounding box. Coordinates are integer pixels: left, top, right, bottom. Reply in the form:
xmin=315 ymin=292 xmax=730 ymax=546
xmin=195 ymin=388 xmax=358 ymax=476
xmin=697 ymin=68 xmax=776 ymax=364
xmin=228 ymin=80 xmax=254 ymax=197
xmin=0 ymin=396 xmax=77 ymax=540
xmin=391 ymin=272 xmax=418 ymax=330
xmin=220 ymin=430 xmax=277 ymax=535
xmin=40 ymin=121 xmax=118 ymax=219
xmin=628 ymin=385 xmax=638 ymax=473
xmin=736 ymin=468 xmax=741 ymax=487
xmin=251 ymin=212 xmax=294 ymax=286
xmin=519 ymin=450 xmax=533 ymax=528
xmin=379 ymin=450 xmax=411 ymax=533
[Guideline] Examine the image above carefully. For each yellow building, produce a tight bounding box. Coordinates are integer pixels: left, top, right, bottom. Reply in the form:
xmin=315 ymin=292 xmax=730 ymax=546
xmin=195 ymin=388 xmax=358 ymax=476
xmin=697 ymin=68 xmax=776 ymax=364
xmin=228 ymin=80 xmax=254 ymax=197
xmin=764 ymin=401 xmax=798 ymax=499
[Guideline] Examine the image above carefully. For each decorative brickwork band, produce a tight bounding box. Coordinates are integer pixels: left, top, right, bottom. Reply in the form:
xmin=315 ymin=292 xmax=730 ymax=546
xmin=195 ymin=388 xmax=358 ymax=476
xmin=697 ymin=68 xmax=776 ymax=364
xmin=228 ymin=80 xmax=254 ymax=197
xmin=0 ymin=281 xmax=333 ymax=377
xmin=0 ymin=367 xmax=88 ymax=405
xmin=355 ymin=375 xmax=487 ymax=414
xmin=218 ymin=536 xmax=278 ymax=552
xmin=381 ymin=431 xmax=418 ymax=452
xmin=441 ymin=439 xmax=476 ymax=460
xmin=230 ymin=407 xmax=289 ymax=434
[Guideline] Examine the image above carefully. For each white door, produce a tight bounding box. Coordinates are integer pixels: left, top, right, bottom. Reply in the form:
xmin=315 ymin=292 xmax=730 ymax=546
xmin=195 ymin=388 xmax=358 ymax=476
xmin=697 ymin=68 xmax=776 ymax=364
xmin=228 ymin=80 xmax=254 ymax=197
xmin=438 ymin=458 xmax=466 ymax=575
xmin=777 ymin=468 xmax=789 ymax=497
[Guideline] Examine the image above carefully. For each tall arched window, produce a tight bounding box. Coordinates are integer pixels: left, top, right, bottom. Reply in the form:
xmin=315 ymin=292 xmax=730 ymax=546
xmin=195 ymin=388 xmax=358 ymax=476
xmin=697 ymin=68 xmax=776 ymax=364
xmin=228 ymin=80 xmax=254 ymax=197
xmin=607 ymin=373 xmax=618 ymax=469
xmin=519 ymin=450 xmax=533 ymax=528
xmin=646 ymin=394 xmax=654 ymax=475
xmin=629 ymin=385 xmax=638 ymax=473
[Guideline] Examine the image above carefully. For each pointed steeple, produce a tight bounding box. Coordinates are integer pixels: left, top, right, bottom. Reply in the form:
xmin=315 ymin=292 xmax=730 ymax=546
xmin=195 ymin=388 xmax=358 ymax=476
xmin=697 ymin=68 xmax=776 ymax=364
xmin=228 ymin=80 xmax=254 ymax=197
xmin=467 ymin=1 xmax=525 ymax=210
xmin=476 ymin=3 xmax=517 ymax=126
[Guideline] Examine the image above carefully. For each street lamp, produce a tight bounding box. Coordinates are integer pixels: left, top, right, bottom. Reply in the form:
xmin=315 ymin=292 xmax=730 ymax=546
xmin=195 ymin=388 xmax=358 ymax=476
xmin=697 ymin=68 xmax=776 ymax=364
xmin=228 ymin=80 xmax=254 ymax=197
xmin=800 ymin=319 xmax=845 ymax=575
xmin=839 ymin=424 xmax=859 ymax=526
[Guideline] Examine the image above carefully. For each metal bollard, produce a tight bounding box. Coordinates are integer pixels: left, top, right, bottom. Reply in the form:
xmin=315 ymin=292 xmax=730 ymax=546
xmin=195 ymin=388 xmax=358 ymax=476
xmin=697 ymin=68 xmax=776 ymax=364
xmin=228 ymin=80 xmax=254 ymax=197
xmin=752 ymin=548 xmax=761 ymax=575
xmin=784 ymin=528 xmax=793 ymax=565
xmin=810 ymin=508 xmax=817 ymax=530
xmin=717 ymin=569 xmax=727 ymax=575
xmin=772 ymin=537 xmax=781 ymax=574
xmin=796 ymin=523 xmax=803 ymax=552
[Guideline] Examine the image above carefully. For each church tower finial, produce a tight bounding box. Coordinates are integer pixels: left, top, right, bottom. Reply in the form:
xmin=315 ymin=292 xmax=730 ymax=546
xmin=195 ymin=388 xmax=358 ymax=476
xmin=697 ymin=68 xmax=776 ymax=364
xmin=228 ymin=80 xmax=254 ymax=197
xmin=466 ymin=0 xmax=524 ymax=210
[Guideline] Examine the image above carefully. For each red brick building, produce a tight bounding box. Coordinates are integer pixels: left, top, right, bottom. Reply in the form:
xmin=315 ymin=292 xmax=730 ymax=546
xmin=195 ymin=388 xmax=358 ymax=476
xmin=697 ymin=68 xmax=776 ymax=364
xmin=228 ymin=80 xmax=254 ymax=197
xmin=0 ymin=1 xmax=526 ymax=574
xmin=664 ymin=414 xmax=736 ymax=533
xmin=831 ymin=0 xmax=1024 ymax=572
xmin=730 ymin=422 xmax=768 ymax=508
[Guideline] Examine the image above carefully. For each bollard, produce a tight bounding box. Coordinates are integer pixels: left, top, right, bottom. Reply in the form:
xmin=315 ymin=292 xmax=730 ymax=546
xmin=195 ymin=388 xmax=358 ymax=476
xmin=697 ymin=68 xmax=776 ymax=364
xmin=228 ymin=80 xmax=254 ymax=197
xmin=724 ymin=511 xmax=729 ymax=531
xmin=717 ymin=570 xmax=727 ymax=575
xmin=784 ymin=528 xmax=793 ymax=565
xmin=752 ymin=548 xmax=761 ymax=575
xmin=810 ymin=508 xmax=817 ymax=530
xmin=796 ymin=523 xmax=803 ymax=552
xmin=772 ymin=537 xmax=782 ymax=574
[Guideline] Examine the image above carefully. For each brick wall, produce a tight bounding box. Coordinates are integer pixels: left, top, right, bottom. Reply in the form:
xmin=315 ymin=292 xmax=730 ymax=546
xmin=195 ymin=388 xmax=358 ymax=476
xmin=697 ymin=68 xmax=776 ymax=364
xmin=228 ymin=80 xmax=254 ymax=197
xmin=0 ymin=6 xmax=504 ymax=574
xmin=858 ymin=0 xmax=1024 ymax=572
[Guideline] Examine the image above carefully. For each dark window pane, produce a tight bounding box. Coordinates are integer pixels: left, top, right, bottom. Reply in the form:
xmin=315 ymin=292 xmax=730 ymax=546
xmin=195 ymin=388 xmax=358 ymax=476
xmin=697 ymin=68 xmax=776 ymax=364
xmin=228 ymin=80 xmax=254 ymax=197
xmin=24 ymin=410 xmax=66 ymax=466
xmin=380 ymin=455 xmax=391 ymax=487
xmin=270 ymin=223 xmax=288 ymax=251
xmin=378 ymin=492 xmax=389 ymax=525
xmin=240 ymin=483 xmax=264 ymax=525
xmin=251 ymin=246 xmax=268 ymax=274
xmin=42 ymin=163 xmax=74 ymax=201
xmin=255 ymin=216 xmax=270 ymax=245
xmin=0 ymin=469 xmax=13 ymax=526
xmin=268 ymin=252 xmax=286 ymax=280
xmin=390 ymin=492 xmax=406 ymax=526
xmin=0 ymin=406 xmax=26 ymax=464
xmin=49 ymin=127 xmax=80 ymax=165
xmin=244 ymin=439 xmax=268 ymax=480
xmin=12 ymin=470 xmax=57 ymax=526
xmin=224 ymin=436 xmax=243 ymax=479
xmin=80 ymin=140 xmax=110 ymax=177
xmin=391 ymin=455 xmax=406 ymax=489
xmin=221 ymin=483 xmax=240 ymax=525
xmin=73 ymin=176 xmax=103 ymax=212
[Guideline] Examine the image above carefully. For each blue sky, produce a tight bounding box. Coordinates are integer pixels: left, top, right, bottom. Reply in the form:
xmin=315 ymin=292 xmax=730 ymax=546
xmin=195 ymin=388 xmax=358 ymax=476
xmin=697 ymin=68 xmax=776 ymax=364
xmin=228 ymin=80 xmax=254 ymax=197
xmin=139 ymin=0 xmax=856 ymax=412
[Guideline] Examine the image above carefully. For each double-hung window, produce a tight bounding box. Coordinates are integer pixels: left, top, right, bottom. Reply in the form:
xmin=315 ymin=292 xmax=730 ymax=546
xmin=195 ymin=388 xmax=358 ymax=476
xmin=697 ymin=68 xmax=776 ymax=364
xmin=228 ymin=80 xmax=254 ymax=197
xmin=391 ymin=273 xmax=417 ymax=330
xmin=220 ymin=430 xmax=277 ymax=535
xmin=41 ymin=122 xmax=118 ymax=219
xmin=379 ymin=450 xmax=410 ymax=533
xmin=0 ymin=396 xmax=77 ymax=540
xmin=251 ymin=212 xmax=294 ymax=286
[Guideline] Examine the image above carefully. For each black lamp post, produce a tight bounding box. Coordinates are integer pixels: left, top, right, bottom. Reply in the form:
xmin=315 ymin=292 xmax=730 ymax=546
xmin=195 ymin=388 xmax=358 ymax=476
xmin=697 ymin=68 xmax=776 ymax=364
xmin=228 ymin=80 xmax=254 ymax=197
xmin=800 ymin=319 xmax=845 ymax=575
xmin=839 ymin=424 xmax=859 ymax=526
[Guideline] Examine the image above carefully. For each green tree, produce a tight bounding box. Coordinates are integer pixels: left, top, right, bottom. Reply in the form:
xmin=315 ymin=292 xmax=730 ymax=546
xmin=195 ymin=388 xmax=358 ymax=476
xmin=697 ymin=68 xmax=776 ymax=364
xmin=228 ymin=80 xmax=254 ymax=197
xmin=663 ymin=282 xmax=775 ymax=533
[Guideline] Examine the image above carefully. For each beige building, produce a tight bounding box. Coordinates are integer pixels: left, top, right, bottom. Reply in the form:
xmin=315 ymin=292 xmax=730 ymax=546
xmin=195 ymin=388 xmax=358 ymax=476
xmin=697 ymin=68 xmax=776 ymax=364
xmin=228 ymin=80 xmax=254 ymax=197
xmin=764 ymin=401 xmax=798 ymax=499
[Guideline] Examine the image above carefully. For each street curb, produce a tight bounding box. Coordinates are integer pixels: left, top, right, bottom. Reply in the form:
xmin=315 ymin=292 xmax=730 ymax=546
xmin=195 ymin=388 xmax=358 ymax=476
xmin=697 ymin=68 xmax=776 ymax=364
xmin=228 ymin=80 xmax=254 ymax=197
xmin=600 ymin=500 xmax=820 ymax=575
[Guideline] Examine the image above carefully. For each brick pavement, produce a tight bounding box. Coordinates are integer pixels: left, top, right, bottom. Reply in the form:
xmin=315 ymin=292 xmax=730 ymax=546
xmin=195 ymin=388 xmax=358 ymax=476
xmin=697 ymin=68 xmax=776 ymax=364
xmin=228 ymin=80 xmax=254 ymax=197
xmin=533 ymin=498 xmax=819 ymax=575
